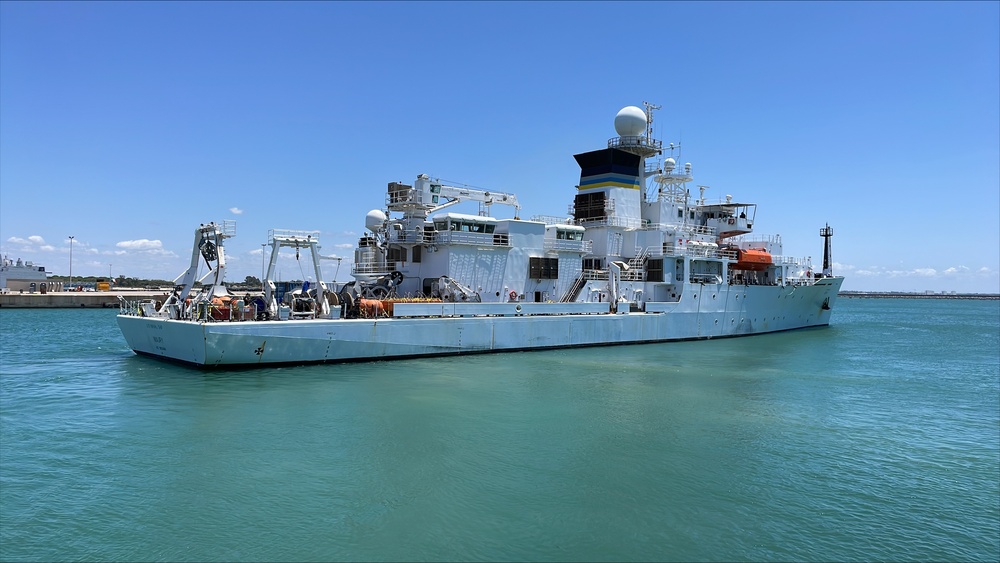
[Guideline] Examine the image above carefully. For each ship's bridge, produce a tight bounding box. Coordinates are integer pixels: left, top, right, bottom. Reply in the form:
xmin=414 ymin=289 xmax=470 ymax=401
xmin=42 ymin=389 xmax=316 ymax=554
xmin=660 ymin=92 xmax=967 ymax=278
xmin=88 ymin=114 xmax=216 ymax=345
xmin=696 ymin=199 xmax=757 ymax=239
xmin=431 ymin=212 xmax=498 ymax=234
xmin=426 ymin=212 xmax=508 ymax=247
xmin=543 ymin=224 xmax=591 ymax=253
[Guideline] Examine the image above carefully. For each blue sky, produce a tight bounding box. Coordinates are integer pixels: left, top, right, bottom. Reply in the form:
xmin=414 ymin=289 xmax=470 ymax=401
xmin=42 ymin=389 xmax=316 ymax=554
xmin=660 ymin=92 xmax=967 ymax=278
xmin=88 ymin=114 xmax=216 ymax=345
xmin=2 ymin=1 xmax=997 ymax=293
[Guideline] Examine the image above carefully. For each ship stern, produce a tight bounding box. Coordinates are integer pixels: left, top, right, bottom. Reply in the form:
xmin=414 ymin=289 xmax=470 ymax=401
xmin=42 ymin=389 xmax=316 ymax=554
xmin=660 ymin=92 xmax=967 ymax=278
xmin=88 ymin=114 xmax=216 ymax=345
xmin=117 ymin=315 xmax=208 ymax=366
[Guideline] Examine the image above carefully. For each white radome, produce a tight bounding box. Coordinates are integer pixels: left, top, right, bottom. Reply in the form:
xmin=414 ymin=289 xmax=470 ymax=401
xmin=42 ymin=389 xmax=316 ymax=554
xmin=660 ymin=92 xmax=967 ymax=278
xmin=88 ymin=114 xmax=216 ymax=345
xmin=614 ymin=106 xmax=647 ymax=137
xmin=365 ymin=209 xmax=387 ymax=232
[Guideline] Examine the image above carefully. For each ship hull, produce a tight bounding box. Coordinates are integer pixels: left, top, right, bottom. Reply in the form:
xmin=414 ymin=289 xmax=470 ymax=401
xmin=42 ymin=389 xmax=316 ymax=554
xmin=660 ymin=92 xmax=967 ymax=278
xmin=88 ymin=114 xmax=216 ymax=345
xmin=117 ymin=278 xmax=842 ymax=368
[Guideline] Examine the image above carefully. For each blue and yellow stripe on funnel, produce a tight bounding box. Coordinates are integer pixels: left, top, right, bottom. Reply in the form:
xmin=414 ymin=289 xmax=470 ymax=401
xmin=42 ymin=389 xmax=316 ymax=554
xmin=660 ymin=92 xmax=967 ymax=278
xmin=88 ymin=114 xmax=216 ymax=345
xmin=578 ymin=172 xmax=641 ymax=190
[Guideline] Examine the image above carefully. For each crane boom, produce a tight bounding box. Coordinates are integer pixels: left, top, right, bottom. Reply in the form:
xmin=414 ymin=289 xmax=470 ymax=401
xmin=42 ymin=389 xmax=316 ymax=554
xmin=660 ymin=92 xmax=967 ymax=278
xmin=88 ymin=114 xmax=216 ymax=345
xmin=387 ymin=174 xmax=521 ymax=219
xmin=433 ymin=183 xmax=521 ymax=218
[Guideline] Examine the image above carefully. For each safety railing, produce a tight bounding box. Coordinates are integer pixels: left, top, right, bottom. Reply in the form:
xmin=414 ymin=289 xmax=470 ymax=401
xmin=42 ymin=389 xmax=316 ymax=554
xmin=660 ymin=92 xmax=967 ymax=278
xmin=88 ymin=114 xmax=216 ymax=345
xmin=427 ymin=231 xmax=511 ymax=247
xmin=352 ymin=262 xmax=395 ymax=275
xmin=269 ymin=229 xmax=320 ymax=244
xmin=607 ymin=136 xmax=663 ymax=151
xmin=543 ymin=239 xmax=593 ymax=253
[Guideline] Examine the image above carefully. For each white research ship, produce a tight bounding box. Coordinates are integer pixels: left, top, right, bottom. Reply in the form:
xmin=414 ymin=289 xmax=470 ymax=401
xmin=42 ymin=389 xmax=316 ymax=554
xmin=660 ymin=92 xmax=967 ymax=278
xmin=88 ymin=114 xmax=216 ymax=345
xmin=117 ymin=103 xmax=844 ymax=368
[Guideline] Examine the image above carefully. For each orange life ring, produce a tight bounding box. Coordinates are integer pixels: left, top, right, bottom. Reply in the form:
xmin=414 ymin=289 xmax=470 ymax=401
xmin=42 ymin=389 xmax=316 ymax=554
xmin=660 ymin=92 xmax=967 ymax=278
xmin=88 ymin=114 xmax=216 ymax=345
xmin=509 ymin=290 xmax=518 ymax=300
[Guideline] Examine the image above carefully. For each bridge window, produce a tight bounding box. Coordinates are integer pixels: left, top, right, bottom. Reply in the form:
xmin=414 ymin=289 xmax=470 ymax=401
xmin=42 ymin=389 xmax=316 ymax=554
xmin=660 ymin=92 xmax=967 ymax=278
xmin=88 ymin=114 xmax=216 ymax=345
xmin=436 ymin=218 xmax=496 ymax=234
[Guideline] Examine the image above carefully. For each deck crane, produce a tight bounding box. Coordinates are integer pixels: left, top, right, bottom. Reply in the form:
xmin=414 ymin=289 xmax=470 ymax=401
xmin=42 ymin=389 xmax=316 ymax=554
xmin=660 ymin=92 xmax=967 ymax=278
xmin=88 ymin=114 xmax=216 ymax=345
xmin=386 ymin=174 xmax=521 ymax=220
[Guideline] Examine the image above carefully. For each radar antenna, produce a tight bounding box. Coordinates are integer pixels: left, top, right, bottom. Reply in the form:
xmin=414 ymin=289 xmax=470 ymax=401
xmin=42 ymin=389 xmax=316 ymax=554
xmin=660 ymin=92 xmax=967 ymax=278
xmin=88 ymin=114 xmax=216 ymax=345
xmin=642 ymin=101 xmax=661 ymax=142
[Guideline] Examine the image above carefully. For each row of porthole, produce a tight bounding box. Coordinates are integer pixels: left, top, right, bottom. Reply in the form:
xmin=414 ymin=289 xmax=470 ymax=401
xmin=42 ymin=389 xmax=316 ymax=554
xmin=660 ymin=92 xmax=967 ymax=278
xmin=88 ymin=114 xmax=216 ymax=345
xmin=695 ymin=293 xmax=753 ymax=300
xmin=708 ymin=316 xmax=791 ymax=325
xmin=693 ymin=291 xmax=810 ymax=301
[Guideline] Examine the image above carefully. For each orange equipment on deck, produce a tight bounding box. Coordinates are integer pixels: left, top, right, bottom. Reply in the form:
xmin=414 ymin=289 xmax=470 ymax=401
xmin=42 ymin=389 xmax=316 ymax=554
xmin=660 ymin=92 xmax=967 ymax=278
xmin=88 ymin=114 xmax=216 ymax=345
xmin=733 ymin=248 xmax=773 ymax=271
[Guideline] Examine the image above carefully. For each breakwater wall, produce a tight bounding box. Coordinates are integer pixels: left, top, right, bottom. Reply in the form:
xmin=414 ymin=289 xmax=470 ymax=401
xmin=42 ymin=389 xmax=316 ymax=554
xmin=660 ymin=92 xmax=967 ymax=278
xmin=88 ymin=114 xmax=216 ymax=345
xmin=839 ymin=292 xmax=999 ymax=300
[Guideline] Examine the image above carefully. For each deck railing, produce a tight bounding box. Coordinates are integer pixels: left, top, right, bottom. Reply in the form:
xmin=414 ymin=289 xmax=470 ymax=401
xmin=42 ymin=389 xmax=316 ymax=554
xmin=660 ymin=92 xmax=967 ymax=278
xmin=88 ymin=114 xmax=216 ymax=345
xmin=543 ymin=239 xmax=593 ymax=253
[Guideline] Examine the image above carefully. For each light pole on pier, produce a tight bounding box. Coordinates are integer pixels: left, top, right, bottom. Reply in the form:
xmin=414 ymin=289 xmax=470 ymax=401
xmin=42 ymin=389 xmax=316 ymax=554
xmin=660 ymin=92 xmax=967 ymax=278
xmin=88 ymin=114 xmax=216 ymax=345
xmin=68 ymin=236 xmax=75 ymax=289
xmin=261 ymin=243 xmax=267 ymax=288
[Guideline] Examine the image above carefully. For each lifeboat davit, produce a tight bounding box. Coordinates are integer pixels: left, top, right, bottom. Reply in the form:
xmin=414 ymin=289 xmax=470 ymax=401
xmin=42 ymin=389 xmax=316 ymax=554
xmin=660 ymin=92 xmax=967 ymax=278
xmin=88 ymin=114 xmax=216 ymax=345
xmin=733 ymin=248 xmax=773 ymax=271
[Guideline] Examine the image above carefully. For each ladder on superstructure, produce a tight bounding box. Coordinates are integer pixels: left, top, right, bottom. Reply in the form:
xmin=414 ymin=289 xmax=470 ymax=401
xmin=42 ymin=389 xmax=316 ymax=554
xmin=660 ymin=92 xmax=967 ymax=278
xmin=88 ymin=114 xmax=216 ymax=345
xmin=559 ymin=275 xmax=588 ymax=303
xmin=623 ymin=247 xmax=650 ymax=281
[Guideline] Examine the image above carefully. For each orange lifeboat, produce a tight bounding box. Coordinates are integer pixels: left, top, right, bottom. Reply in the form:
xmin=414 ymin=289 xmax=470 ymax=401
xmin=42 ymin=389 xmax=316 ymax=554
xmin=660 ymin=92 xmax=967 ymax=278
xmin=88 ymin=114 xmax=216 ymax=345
xmin=734 ymin=248 xmax=773 ymax=271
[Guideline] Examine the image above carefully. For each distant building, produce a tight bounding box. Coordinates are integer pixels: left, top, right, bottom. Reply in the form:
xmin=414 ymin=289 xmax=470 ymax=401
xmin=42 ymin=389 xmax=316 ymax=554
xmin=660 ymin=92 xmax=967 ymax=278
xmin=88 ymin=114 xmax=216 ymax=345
xmin=0 ymin=256 xmax=63 ymax=293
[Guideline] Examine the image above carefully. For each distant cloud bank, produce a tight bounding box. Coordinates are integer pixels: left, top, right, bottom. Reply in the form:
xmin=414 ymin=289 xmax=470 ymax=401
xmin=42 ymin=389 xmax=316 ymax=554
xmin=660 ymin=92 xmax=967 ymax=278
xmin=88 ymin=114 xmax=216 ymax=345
xmin=116 ymin=239 xmax=164 ymax=251
xmin=835 ymin=262 xmax=999 ymax=293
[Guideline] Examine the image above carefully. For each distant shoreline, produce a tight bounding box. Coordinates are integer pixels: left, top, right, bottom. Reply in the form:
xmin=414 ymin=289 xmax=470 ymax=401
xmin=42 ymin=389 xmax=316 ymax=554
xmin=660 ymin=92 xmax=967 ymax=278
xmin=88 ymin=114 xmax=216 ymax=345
xmin=839 ymin=291 xmax=999 ymax=300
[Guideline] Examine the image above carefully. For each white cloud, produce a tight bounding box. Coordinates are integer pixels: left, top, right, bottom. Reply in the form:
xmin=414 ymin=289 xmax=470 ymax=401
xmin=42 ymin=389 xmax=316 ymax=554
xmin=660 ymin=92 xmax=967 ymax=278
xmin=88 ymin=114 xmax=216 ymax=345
xmin=39 ymin=245 xmax=55 ymax=252
xmin=116 ymin=239 xmax=164 ymax=251
xmin=230 ymin=207 xmax=244 ymax=215
xmin=838 ymin=262 xmax=999 ymax=292
xmin=6 ymin=235 xmax=46 ymax=245
xmin=943 ymin=266 xmax=970 ymax=275
xmin=112 ymin=239 xmax=178 ymax=258
xmin=835 ymin=263 xmax=994 ymax=280
xmin=333 ymin=243 xmax=354 ymax=249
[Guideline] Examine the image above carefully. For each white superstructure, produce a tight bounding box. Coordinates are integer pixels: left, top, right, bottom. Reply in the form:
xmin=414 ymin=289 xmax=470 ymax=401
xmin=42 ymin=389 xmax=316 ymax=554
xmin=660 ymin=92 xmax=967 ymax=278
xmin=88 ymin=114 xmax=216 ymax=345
xmin=117 ymin=103 xmax=844 ymax=367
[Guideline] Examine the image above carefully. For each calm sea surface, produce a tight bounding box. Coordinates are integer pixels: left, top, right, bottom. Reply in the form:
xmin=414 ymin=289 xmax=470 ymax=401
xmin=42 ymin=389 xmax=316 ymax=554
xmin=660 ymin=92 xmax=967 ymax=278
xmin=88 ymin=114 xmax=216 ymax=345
xmin=1 ymin=298 xmax=997 ymax=562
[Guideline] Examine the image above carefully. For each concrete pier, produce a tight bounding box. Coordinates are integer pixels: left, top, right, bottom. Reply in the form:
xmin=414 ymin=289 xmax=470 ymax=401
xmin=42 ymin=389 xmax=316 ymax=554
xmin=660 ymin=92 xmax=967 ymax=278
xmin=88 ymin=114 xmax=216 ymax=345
xmin=0 ymin=290 xmax=173 ymax=309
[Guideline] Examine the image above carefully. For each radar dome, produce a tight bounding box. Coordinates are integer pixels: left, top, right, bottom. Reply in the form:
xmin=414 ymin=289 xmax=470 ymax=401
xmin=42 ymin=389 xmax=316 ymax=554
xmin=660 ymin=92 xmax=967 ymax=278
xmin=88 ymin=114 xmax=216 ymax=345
xmin=614 ymin=106 xmax=647 ymax=137
xmin=365 ymin=209 xmax=387 ymax=232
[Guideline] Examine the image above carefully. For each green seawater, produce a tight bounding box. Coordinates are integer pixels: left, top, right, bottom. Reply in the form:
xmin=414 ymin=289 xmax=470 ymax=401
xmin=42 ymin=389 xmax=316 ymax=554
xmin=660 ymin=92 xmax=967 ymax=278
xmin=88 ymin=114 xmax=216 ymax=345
xmin=1 ymin=299 xmax=998 ymax=562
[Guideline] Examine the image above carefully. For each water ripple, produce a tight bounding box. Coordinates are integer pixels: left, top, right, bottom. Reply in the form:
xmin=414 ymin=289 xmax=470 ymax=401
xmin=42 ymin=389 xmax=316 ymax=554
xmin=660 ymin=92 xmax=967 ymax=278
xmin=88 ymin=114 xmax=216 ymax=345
xmin=1 ymin=302 xmax=998 ymax=561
